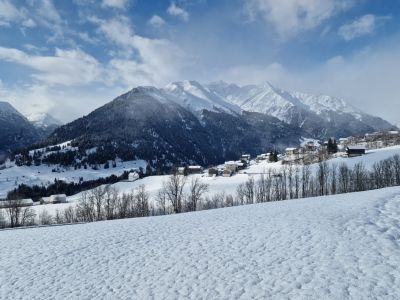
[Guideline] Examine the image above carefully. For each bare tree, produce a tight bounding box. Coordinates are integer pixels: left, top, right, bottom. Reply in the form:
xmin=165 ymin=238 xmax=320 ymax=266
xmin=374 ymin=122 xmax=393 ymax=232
xmin=63 ymin=206 xmax=76 ymax=223
xmin=156 ymin=188 xmax=168 ymax=215
xmin=163 ymin=173 xmax=187 ymax=214
xmin=330 ymin=163 xmax=338 ymax=195
xmin=301 ymin=165 xmax=311 ymax=198
xmin=39 ymin=209 xmax=53 ymax=225
xmin=76 ymin=191 xmax=95 ymax=222
xmin=338 ymin=163 xmax=350 ymax=194
xmin=118 ymin=192 xmax=134 ymax=218
xmin=92 ymin=186 xmax=106 ymax=221
xmin=5 ymin=198 xmax=36 ymax=228
xmin=187 ymin=177 xmax=209 ymax=211
xmin=54 ymin=209 xmax=64 ymax=224
xmin=317 ymin=161 xmax=329 ymax=196
xmin=0 ymin=209 xmax=6 ymax=228
xmin=134 ymin=185 xmax=150 ymax=217
xmin=104 ymin=185 xmax=119 ymax=220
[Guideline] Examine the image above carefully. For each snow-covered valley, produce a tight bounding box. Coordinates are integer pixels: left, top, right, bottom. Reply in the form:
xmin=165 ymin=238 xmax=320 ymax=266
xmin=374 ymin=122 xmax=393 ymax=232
xmin=1 ymin=186 xmax=400 ymax=299
xmin=5 ymin=144 xmax=398 ymax=219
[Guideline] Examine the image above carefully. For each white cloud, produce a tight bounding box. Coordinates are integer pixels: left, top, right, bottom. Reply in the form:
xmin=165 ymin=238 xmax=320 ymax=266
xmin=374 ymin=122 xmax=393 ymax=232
xmin=220 ymin=63 xmax=286 ymax=86
xmin=220 ymin=40 xmax=400 ymax=126
xmin=0 ymin=0 xmax=36 ymax=28
xmin=0 ymin=82 xmax=121 ymax=122
xmin=0 ymin=0 xmax=21 ymax=25
xmin=338 ymin=14 xmax=389 ymax=41
xmin=167 ymin=2 xmax=189 ymax=22
xmin=22 ymin=18 xmax=36 ymax=27
xmin=90 ymin=16 xmax=189 ymax=87
xmin=244 ymin=0 xmax=354 ymax=39
xmin=0 ymin=47 xmax=104 ymax=86
xmin=148 ymin=15 xmax=166 ymax=28
xmin=101 ymin=0 xmax=128 ymax=9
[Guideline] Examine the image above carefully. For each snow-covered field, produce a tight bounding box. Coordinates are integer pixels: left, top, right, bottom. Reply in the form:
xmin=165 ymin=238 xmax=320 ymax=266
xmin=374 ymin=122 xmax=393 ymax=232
xmin=0 ymin=159 xmax=147 ymax=198
xmin=2 ymin=145 xmax=400 ymax=218
xmin=1 ymin=187 xmax=400 ymax=299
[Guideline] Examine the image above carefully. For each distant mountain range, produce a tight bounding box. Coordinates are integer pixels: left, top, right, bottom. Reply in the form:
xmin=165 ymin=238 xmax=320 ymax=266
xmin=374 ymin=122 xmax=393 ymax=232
xmin=34 ymin=80 xmax=395 ymax=169
xmin=26 ymin=112 xmax=63 ymax=137
xmin=0 ymin=102 xmax=62 ymax=158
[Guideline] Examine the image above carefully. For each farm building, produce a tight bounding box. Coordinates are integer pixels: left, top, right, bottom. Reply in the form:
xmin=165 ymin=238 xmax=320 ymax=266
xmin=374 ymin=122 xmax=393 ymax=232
xmin=223 ymin=169 xmax=233 ymax=177
xmin=224 ymin=161 xmax=238 ymax=173
xmin=187 ymin=166 xmax=203 ymax=175
xmin=208 ymin=168 xmax=218 ymax=177
xmin=240 ymin=154 xmax=251 ymax=164
xmin=40 ymin=194 xmax=67 ymax=204
xmin=346 ymin=145 xmax=366 ymax=157
xmin=50 ymin=194 xmax=67 ymax=204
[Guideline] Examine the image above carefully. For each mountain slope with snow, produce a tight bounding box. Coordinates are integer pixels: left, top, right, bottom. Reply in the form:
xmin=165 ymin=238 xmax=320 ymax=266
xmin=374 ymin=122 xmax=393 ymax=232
xmin=0 ymin=101 xmax=40 ymax=154
xmin=27 ymin=112 xmax=62 ymax=129
xmin=206 ymin=81 xmax=394 ymax=138
xmin=26 ymin=112 xmax=63 ymax=137
xmin=2 ymin=187 xmax=400 ymax=299
xmin=164 ymin=80 xmax=241 ymax=114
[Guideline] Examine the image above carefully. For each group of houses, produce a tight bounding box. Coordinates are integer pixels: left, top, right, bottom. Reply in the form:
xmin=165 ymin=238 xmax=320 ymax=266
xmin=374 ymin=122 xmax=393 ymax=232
xmin=209 ymin=154 xmax=266 ymax=177
xmin=340 ymin=130 xmax=400 ymax=150
xmin=281 ymin=130 xmax=400 ymax=165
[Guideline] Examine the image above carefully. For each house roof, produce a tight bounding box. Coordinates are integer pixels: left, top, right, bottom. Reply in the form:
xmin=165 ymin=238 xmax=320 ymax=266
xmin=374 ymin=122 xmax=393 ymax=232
xmin=188 ymin=165 xmax=202 ymax=169
xmin=347 ymin=145 xmax=366 ymax=150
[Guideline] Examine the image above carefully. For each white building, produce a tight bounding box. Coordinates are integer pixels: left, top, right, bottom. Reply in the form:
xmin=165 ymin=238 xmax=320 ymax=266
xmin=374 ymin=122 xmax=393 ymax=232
xmin=50 ymin=194 xmax=67 ymax=204
xmin=128 ymin=172 xmax=140 ymax=182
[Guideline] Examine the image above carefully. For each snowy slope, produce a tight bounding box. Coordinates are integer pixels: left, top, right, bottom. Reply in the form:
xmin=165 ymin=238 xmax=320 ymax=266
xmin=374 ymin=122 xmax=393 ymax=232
xmin=164 ymin=80 xmax=241 ymax=114
xmin=0 ymin=159 xmax=147 ymax=199
xmin=26 ymin=112 xmax=62 ymax=129
xmin=206 ymin=81 xmax=394 ymax=134
xmin=0 ymin=101 xmax=23 ymax=116
xmin=2 ymin=187 xmax=400 ymax=299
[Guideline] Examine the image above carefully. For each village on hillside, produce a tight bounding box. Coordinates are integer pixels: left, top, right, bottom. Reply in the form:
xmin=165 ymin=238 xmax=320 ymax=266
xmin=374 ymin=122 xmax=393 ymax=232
xmin=1 ymin=130 xmax=400 ymax=211
xmin=177 ymin=130 xmax=400 ymax=179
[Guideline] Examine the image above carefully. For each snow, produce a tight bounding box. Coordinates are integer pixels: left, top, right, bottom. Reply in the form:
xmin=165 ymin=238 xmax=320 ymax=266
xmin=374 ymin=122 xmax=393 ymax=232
xmin=0 ymin=159 xmax=147 ymax=198
xmin=10 ymin=145 xmax=400 ymax=217
xmin=164 ymin=80 xmax=241 ymax=114
xmin=206 ymin=81 xmax=367 ymax=124
xmin=26 ymin=112 xmax=62 ymax=128
xmin=291 ymin=91 xmax=362 ymax=119
xmin=0 ymin=101 xmax=21 ymax=115
xmin=2 ymin=187 xmax=400 ymax=299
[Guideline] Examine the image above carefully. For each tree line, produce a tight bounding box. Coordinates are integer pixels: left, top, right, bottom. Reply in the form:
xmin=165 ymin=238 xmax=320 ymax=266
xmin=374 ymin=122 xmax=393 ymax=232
xmin=1 ymin=154 xmax=400 ymax=228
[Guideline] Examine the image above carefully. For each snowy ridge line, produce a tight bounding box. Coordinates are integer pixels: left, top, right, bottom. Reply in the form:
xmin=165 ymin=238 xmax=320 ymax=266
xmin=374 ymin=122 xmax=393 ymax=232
xmin=0 ymin=221 xmax=87 ymax=232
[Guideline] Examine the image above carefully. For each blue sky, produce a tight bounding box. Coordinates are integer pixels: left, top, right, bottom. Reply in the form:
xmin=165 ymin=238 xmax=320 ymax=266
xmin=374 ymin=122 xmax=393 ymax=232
xmin=0 ymin=0 xmax=399 ymax=125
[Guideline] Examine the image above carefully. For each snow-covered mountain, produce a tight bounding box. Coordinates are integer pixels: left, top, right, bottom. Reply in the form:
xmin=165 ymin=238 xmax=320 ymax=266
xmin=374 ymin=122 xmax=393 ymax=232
xmin=26 ymin=112 xmax=63 ymax=137
xmin=0 ymin=101 xmax=40 ymax=155
xmin=41 ymin=87 xmax=300 ymax=169
xmin=12 ymin=80 xmax=396 ymax=168
xmin=27 ymin=112 xmax=62 ymax=129
xmin=163 ymin=80 xmax=241 ymax=115
xmin=205 ymin=80 xmax=394 ymax=138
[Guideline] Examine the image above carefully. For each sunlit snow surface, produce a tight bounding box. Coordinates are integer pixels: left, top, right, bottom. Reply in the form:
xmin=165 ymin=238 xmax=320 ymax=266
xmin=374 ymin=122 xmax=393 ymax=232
xmin=1 ymin=187 xmax=400 ymax=299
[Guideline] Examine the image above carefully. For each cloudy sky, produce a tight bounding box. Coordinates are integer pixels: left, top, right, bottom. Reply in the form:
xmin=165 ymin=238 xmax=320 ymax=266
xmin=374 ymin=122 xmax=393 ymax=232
xmin=0 ymin=0 xmax=399 ymax=125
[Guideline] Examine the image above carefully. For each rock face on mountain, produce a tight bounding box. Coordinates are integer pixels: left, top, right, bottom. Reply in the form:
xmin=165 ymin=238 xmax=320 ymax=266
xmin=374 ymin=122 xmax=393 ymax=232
xmin=36 ymin=80 xmax=395 ymax=169
xmin=0 ymin=102 xmax=39 ymax=156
